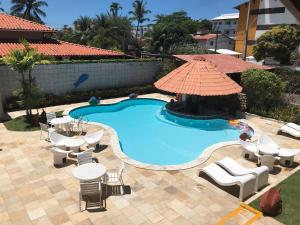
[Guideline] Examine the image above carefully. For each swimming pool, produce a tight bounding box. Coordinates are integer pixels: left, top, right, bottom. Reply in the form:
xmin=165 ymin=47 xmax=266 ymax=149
xmin=69 ymin=99 xmax=241 ymax=167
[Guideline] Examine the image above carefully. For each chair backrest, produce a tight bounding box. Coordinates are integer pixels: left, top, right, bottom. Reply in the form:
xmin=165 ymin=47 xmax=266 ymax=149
xmin=87 ymin=130 xmax=104 ymax=140
xmin=80 ymin=182 xmax=100 ymax=195
xmin=77 ymin=149 xmax=93 ymax=165
xmin=118 ymin=161 xmax=125 ymax=179
xmin=49 ymin=132 xmax=67 ymax=145
xmin=258 ymin=135 xmax=278 ymax=148
xmin=46 ymin=112 xmax=56 ymax=123
xmin=39 ymin=122 xmax=49 ymax=132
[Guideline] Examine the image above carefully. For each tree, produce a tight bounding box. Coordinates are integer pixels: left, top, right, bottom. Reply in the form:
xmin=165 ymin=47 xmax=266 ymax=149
xmin=10 ymin=0 xmax=48 ymax=24
xmin=0 ymin=2 xmax=4 ymax=12
xmin=129 ymin=0 xmax=151 ymax=51
xmin=253 ymin=25 xmax=300 ymax=64
xmin=197 ymin=19 xmax=212 ymax=33
xmin=146 ymin=11 xmax=199 ymax=54
xmin=2 ymin=39 xmax=50 ymax=117
xmin=241 ymin=69 xmax=286 ymax=110
xmin=109 ymin=2 xmax=122 ymax=19
xmin=73 ymin=16 xmax=93 ymax=44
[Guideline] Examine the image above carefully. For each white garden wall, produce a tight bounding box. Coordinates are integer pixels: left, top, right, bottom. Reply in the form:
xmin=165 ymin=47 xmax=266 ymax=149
xmin=0 ymin=61 xmax=160 ymax=99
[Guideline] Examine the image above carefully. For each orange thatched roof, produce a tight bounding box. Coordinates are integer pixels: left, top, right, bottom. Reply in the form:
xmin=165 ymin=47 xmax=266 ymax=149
xmin=154 ymin=57 xmax=242 ymax=96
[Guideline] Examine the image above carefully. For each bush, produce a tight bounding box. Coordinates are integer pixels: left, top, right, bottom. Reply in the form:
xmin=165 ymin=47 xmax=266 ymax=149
xmin=4 ymin=85 xmax=158 ymax=111
xmin=249 ymin=105 xmax=300 ymax=125
xmin=241 ymin=69 xmax=286 ymax=110
xmin=155 ymin=59 xmax=182 ymax=80
xmin=271 ymin=68 xmax=300 ymax=94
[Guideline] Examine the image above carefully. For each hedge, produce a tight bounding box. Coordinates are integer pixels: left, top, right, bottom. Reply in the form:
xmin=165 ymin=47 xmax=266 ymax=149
xmin=3 ymin=85 xmax=163 ymax=112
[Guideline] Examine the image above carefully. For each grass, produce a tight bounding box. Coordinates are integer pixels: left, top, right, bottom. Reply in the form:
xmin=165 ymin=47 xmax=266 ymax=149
xmin=3 ymin=115 xmax=39 ymax=132
xmin=250 ymin=170 xmax=300 ymax=225
xmin=3 ymin=111 xmax=64 ymax=132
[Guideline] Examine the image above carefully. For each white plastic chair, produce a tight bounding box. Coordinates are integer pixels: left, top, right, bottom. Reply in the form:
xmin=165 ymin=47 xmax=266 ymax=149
xmin=84 ymin=130 xmax=104 ymax=148
xmin=240 ymin=140 xmax=257 ymax=160
xmin=49 ymin=131 xmax=70 ymax=148
xmin=46 ymin=112 xmax=56 ymax=124
xmin=52 ymin=147 xmax=70 ymax=166
xmin=278 ymin=148 xmax=300 ymax=167
xmin=257 ymin=134 xmax=279 ymax=150
xmin=39 ymin=122 xmax=55 ymax=140
xmin=71 ymin=117 xmax=87 ymax=135
xmin=79 ymin=182 xmax=102 ymax=211
xmin=199 ymin=163 xmax=256 ymax=201
xmin=104 ymin=162 xmax=125 ymax=196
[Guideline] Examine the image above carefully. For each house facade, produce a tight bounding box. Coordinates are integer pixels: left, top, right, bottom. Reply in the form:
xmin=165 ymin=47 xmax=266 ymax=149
xmin=192 ymin=34 xmax=235 ymax=51
xmin=235 ymin=0 xmax=300 ymax=56
xmin=211 ymin=13 xmax=239 ymax=39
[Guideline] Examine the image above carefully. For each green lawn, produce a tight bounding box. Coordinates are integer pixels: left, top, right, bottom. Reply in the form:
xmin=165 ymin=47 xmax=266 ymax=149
xmin=3 ymin=115 xmax=40 ymax=131
xmin=3 ymin=111 xmax=64 ymax=132
xmin=250 ymin=170 xmax=300 ymax=225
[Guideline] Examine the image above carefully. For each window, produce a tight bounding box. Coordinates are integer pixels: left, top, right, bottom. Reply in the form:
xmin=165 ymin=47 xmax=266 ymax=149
xmin=225 ymin=30 xmax=230 ymax=35
xmin=226 ymin=21 xmax=231 ymax=25
xmin=219 ymin=22 xmax=222 ymax=25
xmin=210 ymin=41 xmax=214 ymax=46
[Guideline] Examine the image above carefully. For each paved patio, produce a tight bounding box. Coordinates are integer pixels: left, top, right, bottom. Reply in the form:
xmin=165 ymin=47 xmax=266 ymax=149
xmin=0 ymin=94 xmax=299 ymax=225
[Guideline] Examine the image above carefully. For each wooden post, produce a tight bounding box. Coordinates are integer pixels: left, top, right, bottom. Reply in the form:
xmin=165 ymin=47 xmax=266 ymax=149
xmin=243 ymin=0 xmax=252 ymax=61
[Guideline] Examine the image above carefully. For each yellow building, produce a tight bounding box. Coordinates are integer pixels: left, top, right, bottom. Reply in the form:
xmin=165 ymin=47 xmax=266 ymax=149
xmin=235 ymin=0 xmax=300 ymax=57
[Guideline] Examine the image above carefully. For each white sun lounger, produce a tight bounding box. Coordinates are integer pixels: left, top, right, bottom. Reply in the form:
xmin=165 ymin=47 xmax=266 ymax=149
xmin=199 ymin=163 xmax=256 ymax=201
xmin=279 ymin=123 xmax=300 ymax=138
xmin=216 ymin=157 xmax=269 ymax=192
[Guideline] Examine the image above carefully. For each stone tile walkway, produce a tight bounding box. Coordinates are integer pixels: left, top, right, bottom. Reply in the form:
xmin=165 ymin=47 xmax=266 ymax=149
xmin=0 ymin=93 xmax=299 ymax=225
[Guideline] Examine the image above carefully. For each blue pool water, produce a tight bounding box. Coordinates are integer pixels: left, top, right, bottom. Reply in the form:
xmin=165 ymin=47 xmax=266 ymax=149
xmin=70 ymin=99 xmax=240 ymax=166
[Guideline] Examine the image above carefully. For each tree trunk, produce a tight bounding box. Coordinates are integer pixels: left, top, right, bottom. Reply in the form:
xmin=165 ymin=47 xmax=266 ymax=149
xmin=28 ymin=70 xmax=32 ymax=117
xmin=135 ymin=22 xmax=140 ymax=56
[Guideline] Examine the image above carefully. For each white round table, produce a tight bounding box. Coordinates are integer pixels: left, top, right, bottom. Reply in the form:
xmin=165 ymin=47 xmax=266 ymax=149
xmin=65 ymin=138 xmax=85 ymax=152
xmin=258 ymin=145 xmax=280 ymax=155
xmin=51 ymin=117 xmax=73 ymax=134
xmin=73 ymin=163 xmax=107 ymax=181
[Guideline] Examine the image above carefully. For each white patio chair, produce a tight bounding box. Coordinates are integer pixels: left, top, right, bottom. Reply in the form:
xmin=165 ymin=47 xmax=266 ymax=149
xmin=216 ymin=157 xmax=269 ymax=192
xmin=39 ymin=122 xmax=55 ymax=141
xmin=199 ymin=163 xmax=256 ymax=201
xmin=278 ymin=148 xmax=300 ymax=167
xmin=240 ymin=140 xmax=257 ymax=160
xmin=259 ymin=155 xmax=277 ymax=171
xmin=49 ymin=131 xmax=70 ymax=148
xmin=83 ymin=130 xmax=104 ymax=148
xmin=257 ymin=134 xmax=279 ymax=152
xmin=52 ymin=147 xmax=71 ymax=166
xmin=46 ymin=112 xmax=56 ymax=124
xmin=79 ymin=181 xmax=103 ymax=211
xmin=104 ymin=162 xmax=125 ymax=196
xmin=71 ymin=117 xmax=87 ymax=135
xmin=77 ymin=149 xmax=94 ymax=166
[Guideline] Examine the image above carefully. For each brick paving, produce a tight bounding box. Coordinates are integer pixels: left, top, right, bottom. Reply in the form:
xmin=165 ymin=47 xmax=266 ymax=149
xmin=0 ymin=94 xmax=299 ymax=225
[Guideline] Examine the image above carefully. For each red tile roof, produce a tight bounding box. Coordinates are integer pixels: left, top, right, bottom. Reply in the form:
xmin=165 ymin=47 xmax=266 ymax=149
xmin=0 ymin=13 xmax=55 ymax=32
xmin=0 ymin=40 xmax=123 ymax=57
xmin=154 ymin=58 xmax=242 ymax=96
xmin=174 ymin=54 xmax=271 ymax=74
xmin=192 ymin=34 xmax=217 ymax=41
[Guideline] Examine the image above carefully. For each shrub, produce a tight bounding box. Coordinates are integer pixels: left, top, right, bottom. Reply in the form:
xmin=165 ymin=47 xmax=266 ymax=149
xmin=241 ymin=69 xmax=286 ymax=110
xmin=271 ymin=68 xmax=300 ymax=94
xmin=4 ymin=85 xmax=159 ymax=111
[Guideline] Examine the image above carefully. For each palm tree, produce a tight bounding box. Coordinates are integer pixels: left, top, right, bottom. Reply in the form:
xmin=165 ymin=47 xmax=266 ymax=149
xmin=2 ymin=39 xmax=50 ymax=117
xmin=0 ymin=1 xmax=4 ymax=12
xmin=129 ymin=0 xmax=151 ymax=51
xmin=10 ymin=0 xmax=48 ymax=24
xmin=73 ymin=16 xmax=93 ymax=44
xmin=109 ymin=2 xmax=122 ymax=19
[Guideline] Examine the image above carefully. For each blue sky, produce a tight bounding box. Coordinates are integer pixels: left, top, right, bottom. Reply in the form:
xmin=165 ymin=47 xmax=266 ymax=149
xmin=1 ymin=0 xmax=245 ymax=29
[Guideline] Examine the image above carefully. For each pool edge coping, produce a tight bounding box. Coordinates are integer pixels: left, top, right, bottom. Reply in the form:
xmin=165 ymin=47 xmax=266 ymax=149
xmin=65 ymin=98 xmax=261 ymax=171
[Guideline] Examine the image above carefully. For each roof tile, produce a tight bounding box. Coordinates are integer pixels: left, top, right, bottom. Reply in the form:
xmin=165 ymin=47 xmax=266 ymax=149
xmin=174 ymin=54 xmax=271 ymax=74
xmin=0 ymin=13 xmax=54 ymax=32
xmin=154 ymin=59 xmax=242 ymax=96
